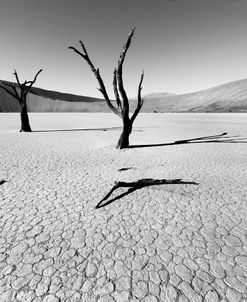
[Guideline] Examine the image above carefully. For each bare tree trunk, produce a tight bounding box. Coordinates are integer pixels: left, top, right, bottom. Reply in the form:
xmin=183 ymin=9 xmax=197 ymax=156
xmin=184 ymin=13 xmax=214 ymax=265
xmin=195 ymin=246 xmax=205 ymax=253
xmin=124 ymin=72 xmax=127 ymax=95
xmin=20 ymin=104 xmax=32 ymax=132
xmin=117 ymin=117 xmax=132 ymax=149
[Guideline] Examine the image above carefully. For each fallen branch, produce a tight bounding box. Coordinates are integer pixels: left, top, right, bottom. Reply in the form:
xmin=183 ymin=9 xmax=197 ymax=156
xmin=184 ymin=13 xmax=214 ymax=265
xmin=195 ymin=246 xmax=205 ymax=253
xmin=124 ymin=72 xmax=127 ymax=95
xmin=96 ymin=178 xmax=198 ymax=209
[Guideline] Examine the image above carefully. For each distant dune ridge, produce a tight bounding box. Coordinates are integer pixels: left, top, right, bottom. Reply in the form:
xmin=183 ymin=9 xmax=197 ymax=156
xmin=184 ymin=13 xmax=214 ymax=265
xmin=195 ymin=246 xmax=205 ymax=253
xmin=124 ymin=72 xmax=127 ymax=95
xmin=142 ymin=78 xmax=247 ymax=113
xmin=0 ymin=78 xmax=247 ymax=112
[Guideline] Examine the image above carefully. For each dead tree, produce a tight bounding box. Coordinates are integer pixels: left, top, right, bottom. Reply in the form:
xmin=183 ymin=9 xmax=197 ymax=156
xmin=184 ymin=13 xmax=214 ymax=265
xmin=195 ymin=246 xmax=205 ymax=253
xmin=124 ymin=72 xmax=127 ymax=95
xmin=0 ymin=69 xmax=42 ymax=132
xmin=69 ymin=28 xmax=144 ymax=149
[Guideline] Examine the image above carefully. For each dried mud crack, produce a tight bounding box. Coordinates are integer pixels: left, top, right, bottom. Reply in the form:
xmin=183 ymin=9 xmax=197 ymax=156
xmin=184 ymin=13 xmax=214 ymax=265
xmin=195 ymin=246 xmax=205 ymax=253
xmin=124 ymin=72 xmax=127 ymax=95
xmin=0 ymin=113 xmax=247 ymax=302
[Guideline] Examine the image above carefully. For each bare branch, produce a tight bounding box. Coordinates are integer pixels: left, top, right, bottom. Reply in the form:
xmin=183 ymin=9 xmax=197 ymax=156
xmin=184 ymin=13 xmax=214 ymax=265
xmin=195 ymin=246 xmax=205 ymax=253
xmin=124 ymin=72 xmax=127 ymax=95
xmin=113 ymin=68 xmax=122 ymax=111
xmin=117 ymin=28 xmax=135 ymax=113
xmin=33 ymin=69 xmax=43 ymax=82
xmin=95 ymin=68 xmax=121 ymax=116
xmin=13 ymin=70 xmax=21 ymax=86
xmin=79 ymin=40 xmax=89 ymax=57
xmin=24 ymin=69 xmax=42 ymax=95
xmin=28 ymin=69 xmax=42 ymax=88
xmin=138 ymin=71 xmax=144 ymax=101
xmin=13 ymin=70 xmax=25 ymax=102
xmin=69 ymin=42 xmax=121 ymax=117
xmin=131 ymin=71 xmax=144 ymax=124
xmin=96 ymin=178 xmax=198 ymax=208
xmin=68 ymin=46 xmax=87 ymax=60
xmin=74 ymin=41 xmax=97 ymax=72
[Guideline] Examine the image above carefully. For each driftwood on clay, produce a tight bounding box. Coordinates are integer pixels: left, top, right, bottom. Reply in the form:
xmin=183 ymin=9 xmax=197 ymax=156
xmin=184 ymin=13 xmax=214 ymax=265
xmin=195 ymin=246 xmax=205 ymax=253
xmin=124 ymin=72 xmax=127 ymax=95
xmin=0 ymin=69 xmax=42 ymax=132
xmin=95 ymin=178 xmax=198 ymax=209
xmin=69 ymin=28 xmax=144 ymax=149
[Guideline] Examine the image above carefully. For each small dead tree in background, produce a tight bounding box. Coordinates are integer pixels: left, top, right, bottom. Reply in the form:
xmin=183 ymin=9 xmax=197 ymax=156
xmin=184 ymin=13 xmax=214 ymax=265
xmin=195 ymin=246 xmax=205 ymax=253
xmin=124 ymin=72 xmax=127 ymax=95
xmin=0 ymin=69 xmax=42 ymax=132
xmin=69 ymin=28 xmax=144 ymax=149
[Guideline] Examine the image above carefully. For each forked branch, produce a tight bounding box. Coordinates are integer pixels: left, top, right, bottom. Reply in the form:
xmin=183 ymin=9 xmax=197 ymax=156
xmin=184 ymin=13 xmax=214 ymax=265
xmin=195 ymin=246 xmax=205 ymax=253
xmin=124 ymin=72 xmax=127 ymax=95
xmin=117 ymin=28 xmax=136 ymax=113
xmin=13 ymin=70 xmax=21 ymax=87
xmin=0 ymin=69 xmax=42 ymax=104
xmin=131 ymin=71 xmax=144 ymax=123
xmin=23 ymin=69 xmax=43 ymax=95
xmin=28 ymin=69 xmax=43 ymax=88
xmin=69 ymin=42 xmax=121 ymax=117
xmin=96 ymin=178 xmax=198 ymax=209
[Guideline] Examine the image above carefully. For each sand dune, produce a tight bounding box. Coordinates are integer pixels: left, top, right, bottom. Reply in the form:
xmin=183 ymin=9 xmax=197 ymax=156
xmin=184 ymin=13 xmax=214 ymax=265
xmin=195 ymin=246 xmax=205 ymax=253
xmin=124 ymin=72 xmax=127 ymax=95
xmin=142 ymin=78 xmax=247 ymax=112
xmin=0 ymin=78 xmax=247 ymax=112
xmin=0 ymin=81 xmax=107 ymax=112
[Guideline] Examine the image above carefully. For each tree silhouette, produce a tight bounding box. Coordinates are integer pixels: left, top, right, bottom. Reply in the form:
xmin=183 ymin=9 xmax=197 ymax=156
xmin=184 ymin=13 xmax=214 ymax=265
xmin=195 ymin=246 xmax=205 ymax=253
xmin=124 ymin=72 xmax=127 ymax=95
xmin=0 ymin=69 xmax=42 ymax=132
xmin=69 ymin=28 xmax=144 ymax=149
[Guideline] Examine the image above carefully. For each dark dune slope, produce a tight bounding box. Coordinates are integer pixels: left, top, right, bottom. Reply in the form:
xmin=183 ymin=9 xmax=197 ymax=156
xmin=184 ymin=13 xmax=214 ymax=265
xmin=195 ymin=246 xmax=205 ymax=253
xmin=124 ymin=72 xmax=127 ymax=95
xmin=1 ymin=78 xmax=247 ymax=112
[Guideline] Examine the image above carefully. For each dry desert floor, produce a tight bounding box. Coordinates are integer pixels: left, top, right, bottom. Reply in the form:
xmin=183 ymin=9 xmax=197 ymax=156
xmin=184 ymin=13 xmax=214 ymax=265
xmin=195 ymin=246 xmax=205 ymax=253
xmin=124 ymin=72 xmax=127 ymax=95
xmin=0 ymin=113 xmax=247 ymax=302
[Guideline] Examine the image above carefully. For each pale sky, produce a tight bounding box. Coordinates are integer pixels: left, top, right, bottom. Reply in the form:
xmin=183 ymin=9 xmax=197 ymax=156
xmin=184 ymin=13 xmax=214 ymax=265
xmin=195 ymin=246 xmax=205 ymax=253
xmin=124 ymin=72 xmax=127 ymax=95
xmin=0 ymin=0 xmax=247 ymax=98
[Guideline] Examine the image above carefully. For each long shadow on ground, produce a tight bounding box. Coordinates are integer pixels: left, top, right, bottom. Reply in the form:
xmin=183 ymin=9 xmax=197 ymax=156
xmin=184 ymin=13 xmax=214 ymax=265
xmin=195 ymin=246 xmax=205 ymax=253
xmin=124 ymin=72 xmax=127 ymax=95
xmin=33 ymin=127 xmax=142 ymax=133
xmin=33 ymin=127 xmax=121 ymax=132
xmin=96 ymin=178 xmax=198 ymax=209
xmin=0 ymin=180 xmax=6 ymax=185
xmin=129 ymin=133 xmax=247 ymax=149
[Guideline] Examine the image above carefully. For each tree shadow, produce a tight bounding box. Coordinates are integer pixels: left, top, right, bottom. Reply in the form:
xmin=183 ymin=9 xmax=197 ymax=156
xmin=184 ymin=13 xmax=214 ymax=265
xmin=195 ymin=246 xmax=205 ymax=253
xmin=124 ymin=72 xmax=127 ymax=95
xmin=33 ymin=127 xmax=121 ymax=133
xmin=96 ymin=178 xmax=198 ymax=209
xmin=33 ymin=127 xmax=143 ymax=133
xmin=129 ymin=133 xmax=247 ymax=148
xmin=0 ymin=180 xmax=6 ymax=185
xmin=118 ymin=167 xmax=136 ymax=172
